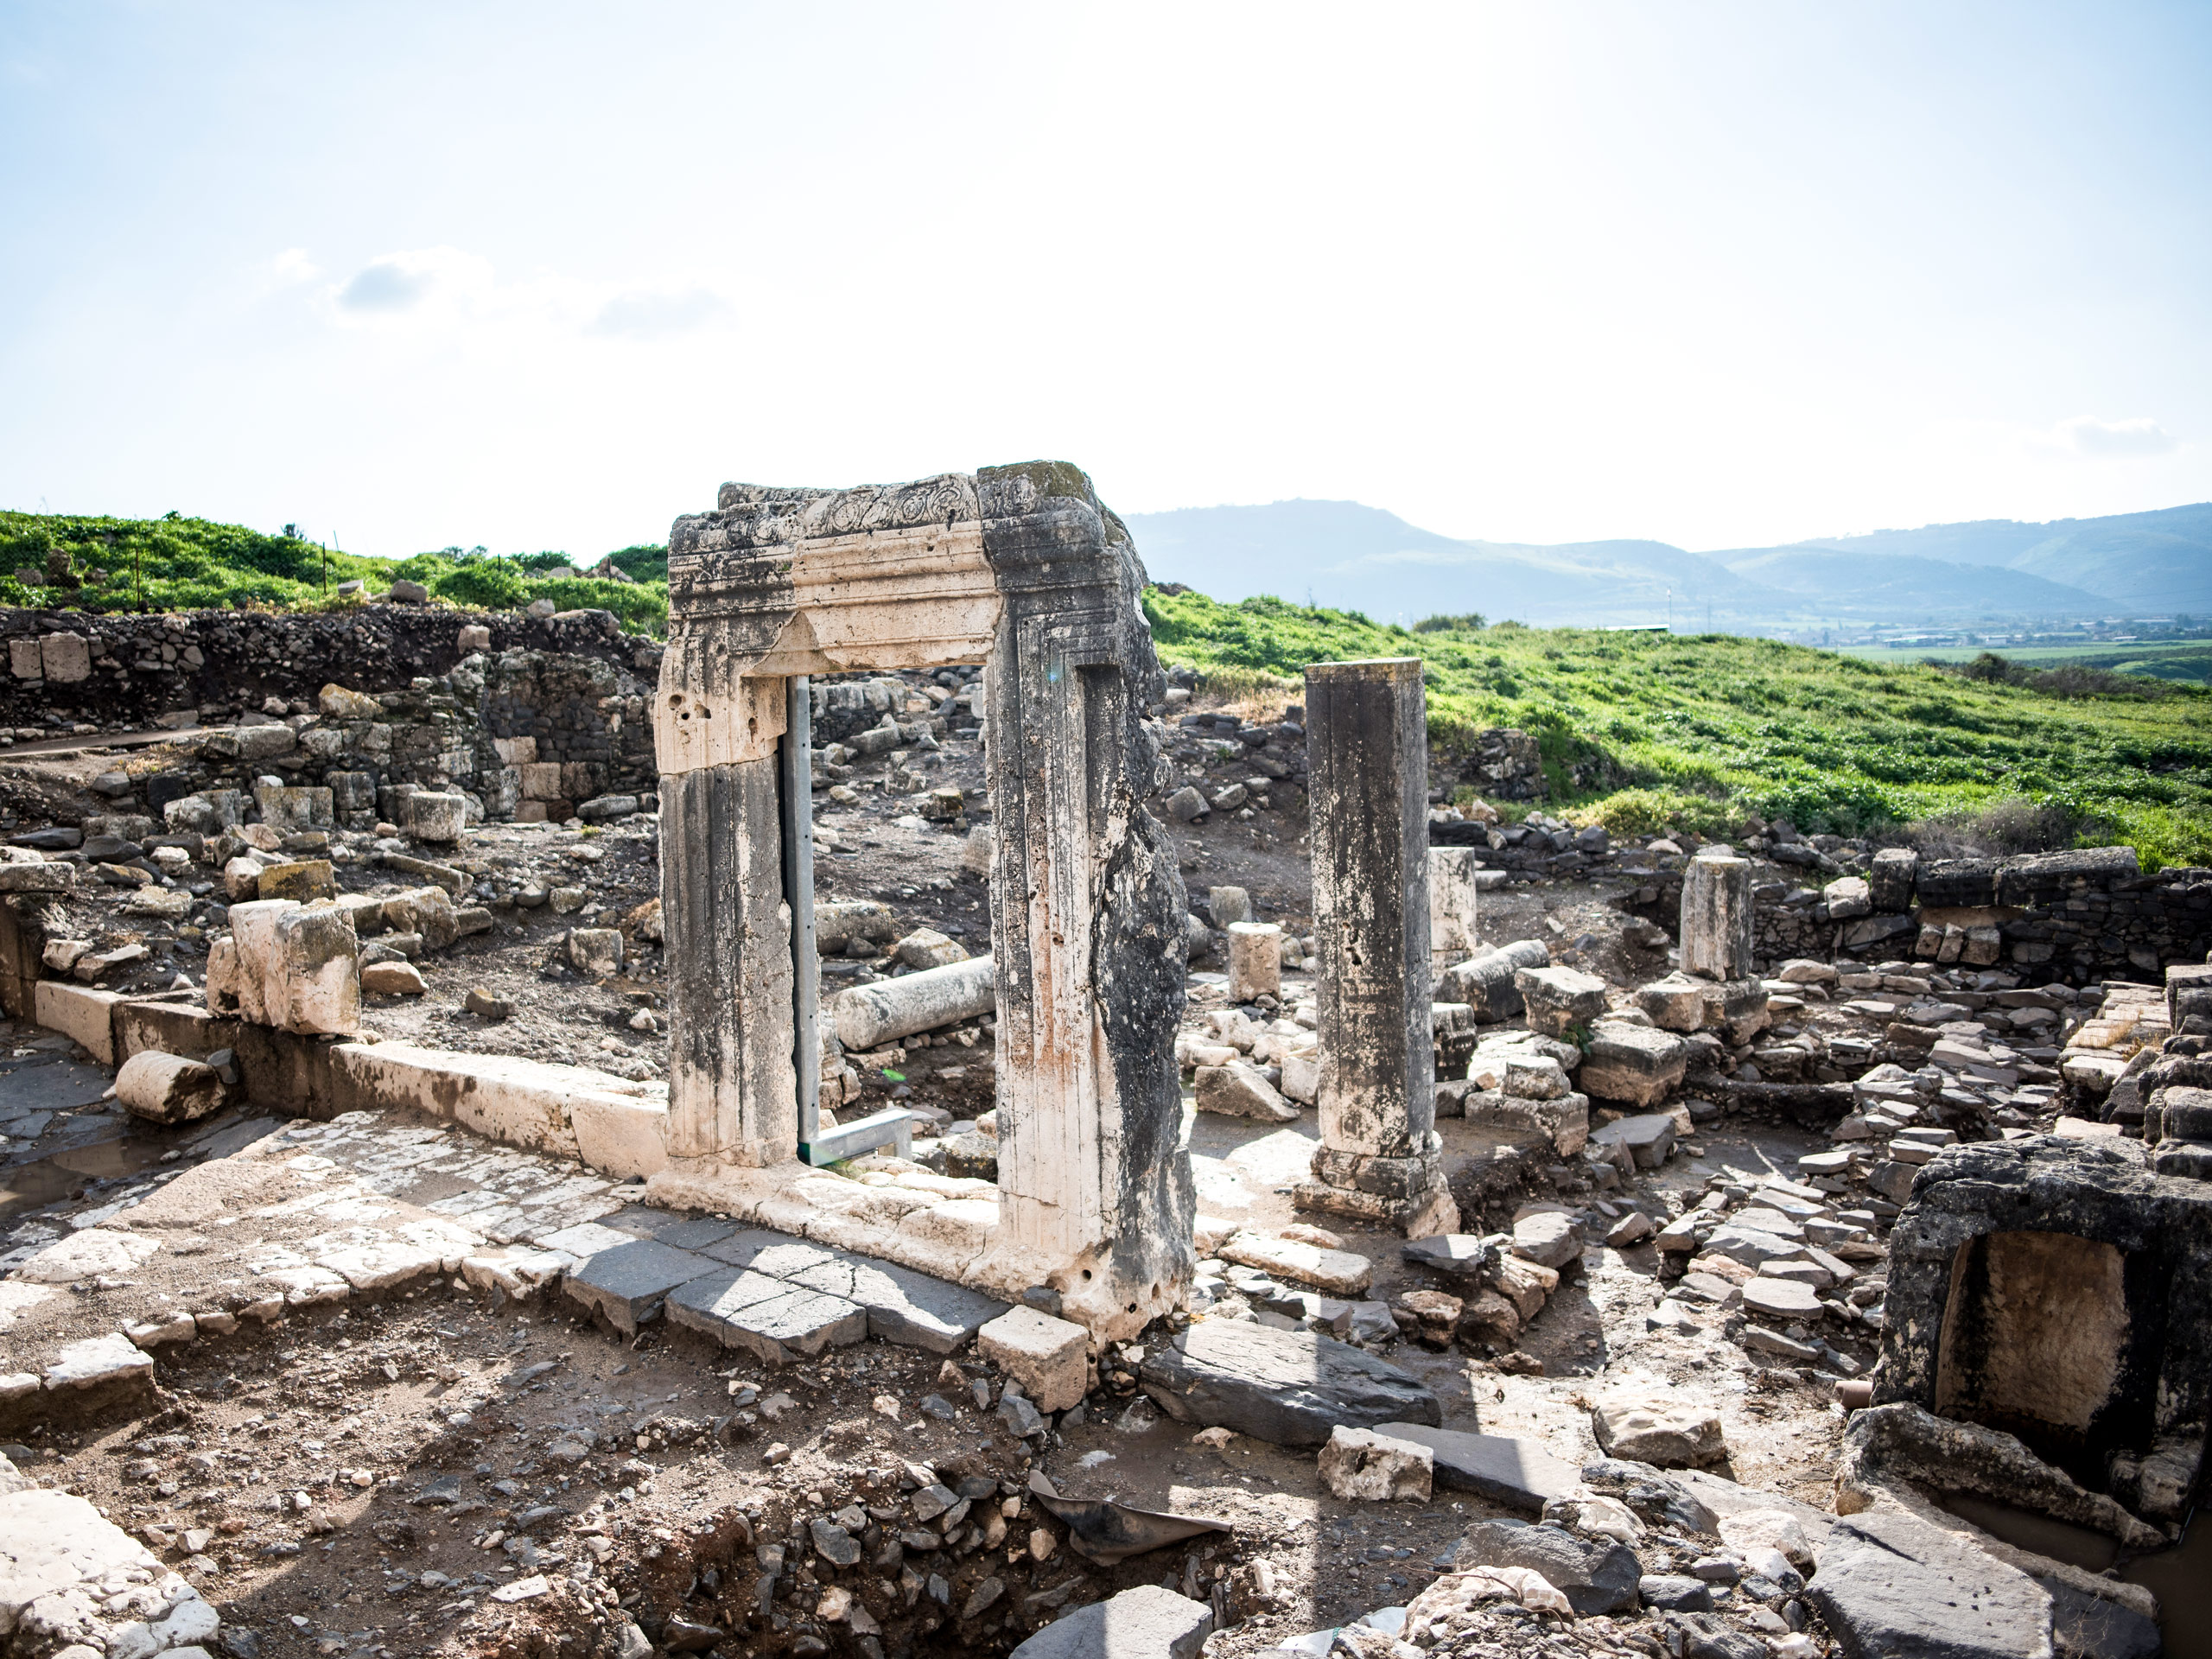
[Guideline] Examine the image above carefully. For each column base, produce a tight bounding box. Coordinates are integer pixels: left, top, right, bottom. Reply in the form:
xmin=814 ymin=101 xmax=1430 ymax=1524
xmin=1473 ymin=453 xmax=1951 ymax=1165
xmin=1295 ymin=1147 xmax=1459 ymax=1237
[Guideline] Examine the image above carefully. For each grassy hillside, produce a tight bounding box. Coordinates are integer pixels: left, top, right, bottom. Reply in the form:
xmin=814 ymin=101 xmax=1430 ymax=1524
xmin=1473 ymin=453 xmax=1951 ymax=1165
xmin=1144 ymin=588 xmax=2212 ymax=868
xmin=0 ymin=512 xmax=671 ymax=636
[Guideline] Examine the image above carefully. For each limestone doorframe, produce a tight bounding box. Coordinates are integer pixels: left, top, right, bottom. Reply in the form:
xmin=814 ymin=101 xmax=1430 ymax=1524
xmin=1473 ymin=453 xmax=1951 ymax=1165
xmin=649 ymin=462 xmax=1193 ymax=1336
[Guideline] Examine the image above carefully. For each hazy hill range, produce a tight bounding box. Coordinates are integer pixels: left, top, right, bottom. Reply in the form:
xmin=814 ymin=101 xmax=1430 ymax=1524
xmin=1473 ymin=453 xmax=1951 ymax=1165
xmin=1125 ymin=500 xmax=2211 ymax=628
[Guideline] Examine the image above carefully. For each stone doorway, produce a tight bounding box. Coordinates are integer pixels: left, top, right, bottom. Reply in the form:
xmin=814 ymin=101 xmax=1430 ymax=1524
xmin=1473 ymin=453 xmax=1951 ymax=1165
xmin=646 ymin=463 xmax=1192 ymax=1338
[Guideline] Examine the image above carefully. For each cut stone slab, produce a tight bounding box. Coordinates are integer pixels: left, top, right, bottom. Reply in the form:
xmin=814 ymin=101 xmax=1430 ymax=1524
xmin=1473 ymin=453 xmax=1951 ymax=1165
xmin=315 ymin=1239 xmax=443 ymax=1293
xmin=977 ymin=1306 xmax=1090 ymax=1413
xmin=1192 ymin=1061 xmax=1300 ymax=1122
xmin=1008 ymin=1585 xmax=1214 ymax=1659
xmin=1371 ymin=1423 xmax=1580 ymax=1515
xmin=1589 ymin=1112 xmax=1679 ymax=1168
xmin=1635 ymin=972 xmax=1709 ymax=1032
xmin=1445 ymin=1519 xmax=1642 ymax=1616
xmin=1510 ymin=1211 xmax=1583 ymax=1269
xmin=1591 ymin=1395 xmax=1727 ymax=1468
xmin=1804 ymin=1506 xmax=2055 ymax=1659
xmin=1398 ymin=1234 xmax=1497 ymax=1281
xmin=43 ymin=1332 xmax=156 ymax=1392
xmin=1138 ymin=1319 xmax=1442 ymax=1446
xmin=777 ymin=1254 xmax=1008 ymax=1354
xmin=1699 ymin=1224 xmax=1809 ymax=1270
xmin=1217 ymin=1231 xmax=1374 ymax=1295
xmin=1513 ymin=965 xmax=1609 ymax=1037
xmin=560 ymin=1238 xmax=718 ymax=1334
xmin=666 ymin=1268 xmax=867 ymax=1364
xmin=1741 ymin=1277 xmax=1825 ymax=1320
xmin=16 ymin=1227 xmax=161 ymax=1285
xmin=0 ymin=1487 xmax=173 ymax=1634
xmin=1579 ymin=1027 xmax=1689 ymax=1109
xmin=1319 ymin=1425 xmax=1433 ymax=1501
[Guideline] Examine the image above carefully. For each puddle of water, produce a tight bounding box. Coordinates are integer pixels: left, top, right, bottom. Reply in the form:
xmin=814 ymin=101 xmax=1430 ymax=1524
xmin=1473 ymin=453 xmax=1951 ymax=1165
xmin=1940 ymin=1491 xmax=2212 ymax=1658
xmin=0 ymin=1131 xmax=167 ymax=1224
xmin=2124 ymin=1508 xmax=2212 ymax=1659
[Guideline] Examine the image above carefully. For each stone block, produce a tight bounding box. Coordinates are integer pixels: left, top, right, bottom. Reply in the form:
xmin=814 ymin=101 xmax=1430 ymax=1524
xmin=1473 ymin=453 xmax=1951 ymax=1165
xmin=568 ymin=928 xmax=625 ymax=976
xmin=1869 ymin=846 xmax=1918 ymax=912
xmin=1591 ymin=1396 xmax=1726 ymax=1468
xmin=1399 ymin=1233 xmax=1497 ymax=1281
xmin=39 ymin=631 xmax=90 ymax=683
xmin=43 ymin=1332 xmax=156 ymax=1392
xmin=1579 ymin=1025 xmax=1688 ymax=1108
xmin=456 ymin=624 xmax=493 ymax=652
xmin=977 ymin=1306 xmax=1089 ymax=1412
xmin=360 ymin=961 xmax=427 ymax=995
xmin=774 ymin=1253 xmax=1008 ymax=1354
xmin=1207 ymin=886 xmax=1252 ymax=927
xmin=1461 ymin=1088 xmax=1590 ymax=1155
xmin=1635 ymin=971 xmax=1707 ymax=1032
xmin=1372 ymin=1423 xmax=1581 ymax=1515
xmin=1226 ymin=922 xmax=1282 ymax=1001
xmin=561 ymin=1238 xmax=719 ymax=1334
xmin=1319 ymin=1425 xmax=1433 ymax=1501
xmin=1511 ymin=1211 xmax=1583 ymax=1268
xmin=1741 ymin=1277 xmax=1824 ymax=1320
xmin=667 ymin=1268 xmax=866 ymax=1364
xmin=1514 ymin=965 xmax=1608 ymax=1037
xmin=1192 ymin=1061 xmax=1298 ymax=1122
xmin=1440 ymin=938 xmax=1550 ymax=1020
xmin=257 ymin=859 xmax=334 ymax=903
xmin=1137 ymin=1319 xmax=1441 ymax=1446
xmin=406 ymin=791 xmax=467 ymax=843
xmin=270 ymin=905 xmax=362 ymax=1035
xmin=115 ymin=1050 xmax=225 ymax=1124
xmin=8 ymin=637 xmax=41 ymax=679
xmin=1804 ymin=1507 xmax=2053 ymax=1659
xmin=1217 ymin=1230 xmax=1373 ymax=1295
xmin=1007 ymin=1586 xmax=1213 ymax=1659
xmin=1589 ymin=1111 xmax=1679 ymax=1168
xmin=254 ymin=784 xmax=333 ymax=831
xmin=1445 ymin=1520 xmax=1642 ymax=1616
xmin=1681 ymin=854 xmax=1753 ymax=979
xmin=893 ymin=928 xmax=966 ymax=969
xmin=33 ymin=981 xmax=119 ymax=1063
xmin=577 ymin=794 xmax=639 ymax=823
xmin=1823 ymin=875 xmax=1872 ymax=918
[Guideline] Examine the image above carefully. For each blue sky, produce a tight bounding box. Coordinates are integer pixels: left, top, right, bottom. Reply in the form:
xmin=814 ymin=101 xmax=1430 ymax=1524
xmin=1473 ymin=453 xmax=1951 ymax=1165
xmin=3 ymin=2 xmax=2207 ymax=559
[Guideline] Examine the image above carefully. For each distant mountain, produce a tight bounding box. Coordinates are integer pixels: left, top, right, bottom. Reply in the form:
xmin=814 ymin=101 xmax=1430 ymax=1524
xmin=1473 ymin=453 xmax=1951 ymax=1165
xmin=1124 ymin=499 xmax=2212 ymax=627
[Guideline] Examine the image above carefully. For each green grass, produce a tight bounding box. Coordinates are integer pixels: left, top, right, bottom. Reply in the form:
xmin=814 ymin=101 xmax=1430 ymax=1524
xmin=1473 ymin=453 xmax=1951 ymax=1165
xmin=1841 ymin=639 xmax=2212 ymax=685
xmin=0 ymin=512 xmax=671 ymax=637
xmin=1144 ymin=589 xmax=2212 ymax=868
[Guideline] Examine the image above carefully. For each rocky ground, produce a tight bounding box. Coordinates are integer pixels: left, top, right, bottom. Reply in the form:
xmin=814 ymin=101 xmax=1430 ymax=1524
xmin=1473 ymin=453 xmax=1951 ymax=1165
xmin=0 ymin=668 xmax=2191 ymax=1659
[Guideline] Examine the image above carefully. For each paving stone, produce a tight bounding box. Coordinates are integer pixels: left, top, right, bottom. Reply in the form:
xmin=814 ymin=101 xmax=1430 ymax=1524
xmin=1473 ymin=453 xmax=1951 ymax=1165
xmin=777 ymin=1254 xmax=1007 ymax=1354
xmin=1589 ymin=1112 xmax=1679 ymax=1168
xmin=1217 ymin=1230 xmax=1374 ymax=1295
xmin=1398 ymin=1234 xmax=1498 ymax=1281
xmin=560 ymin=1238 xmax=718 ymax=1334
xmin=1804 ymin=1506 xmax=2054 ymax=1659
xmin=314 ymin=1238 xmax=442 ymax=1292
xmin=1741 ymin=1277 xmax=1825 ymax=1320
xmin=42 ymin=1332 xmax=156 ymax=1392
xmin=1008 ymin=1585 xmax=1214 ymax=1659
xmin=1138 ymin=1319 xmax=1442 ymax=1446
xmin=15 ymin=1228 xmax=161 ymax=1285
xmin=1319 ymin=1425 xmax=1433 ymax=1501
xmin=1370 ymin=1424 xmax=1580 ymax=1515
xmin=700 ymin=1228 xmax=844 ymax=1275
xmin=536 ymin=1222 xmax=636 ymax=1258
xmin=665 ymin=1268 xmax=865 ymax=1364
xmin=1442 ymin=1519 xmax=1642 ymax=1616
xmin=978 ymin=1307 xmax=1090 ymax=1412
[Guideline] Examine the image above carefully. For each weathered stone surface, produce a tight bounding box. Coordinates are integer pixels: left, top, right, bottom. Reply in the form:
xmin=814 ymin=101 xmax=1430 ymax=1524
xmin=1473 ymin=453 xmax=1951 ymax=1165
xmin=1511 ymin=1211 xmax=1583 ymax=1268
xmin=1007 ymin=1586 xmax=1213 ymax=1659
xmin=406 ymin=791 xmax=467 ymax=842
xmin=1591 ymin=1395 xmax=1727 ymax=1467
xmin=775 ymin=1253 xmax=1007 ymax=1354
xmin=567 ymin=927 xmax=625 ymax=976
xmin=562 ymin=1238 xmax=718 ymax=1334
xmin=43 ymin=1332 xmax=156 ymax=1391
xmin=114 ymin=1050 xmax=225 ymax=1124
xmin=1741 ymin=1277 xmax=1824 ymax=1320
xmin=1373 ymin=1423 xmax=1580 ymax=1514
xmin=1305 ymin=657 xmax=1442 ymax=1221
xmin=1139 ymin=1319 xmax=1442 ymax=1446
xmin=361 ymin=959 xmax=428 ymax=995
xmin=1804 ymin=1506 xmax=2055 ymax=1659
xmin=1218 ymin=1231 xmax=1373 ymax=1295
xmin=1589 ymin=1112 xmax=1679 ymax=1169
xmin=1225 ymin=922 xmax=1283 ymax=1002
xmin=1636 ymin=971 xmax=1708 ymax=1032
xmin=1580 ymin=1026 xmax=1689 ymax=1108
xmin=1193 ymin=1061 xmax=1299 ymax=1122
xmin=1398 ymin=1234 xmax=1497 ymax=1281
xmin=257 ymin=857 xmax=335 ymax=902
xmin=832 ymin=955 xmax=995 ymax=1052
xmin=16 ymin=1227 xmax=161 ymax=1284
xmin=1319 ymin=1425 xmax=1433 ymax=1501
xmin=0 ymin=1488 xmax=205 ymax=1649
xmin=1446 ymin=1520 xmax=1643 ymax=1616
xmin=1514 ymin=965 xmax=1608 ymax=1037
xmin=977 ymin=1306 xmax=1090 ymax=1413
xmin=1681 ymin=855 xmax=1754 ymax=979
xmin=1439 ymin=939 xmax=1551 ymax=1020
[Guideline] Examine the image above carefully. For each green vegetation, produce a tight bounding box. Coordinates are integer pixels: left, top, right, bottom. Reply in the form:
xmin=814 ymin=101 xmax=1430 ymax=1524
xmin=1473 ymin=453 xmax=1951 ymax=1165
xmin=1143 ymin=589 xmax=2212 ymax=868
xmin=1841 ymin=639 xmax=2212 ymax=684
xmin=0 ymin=512 xmax=672 ymax=636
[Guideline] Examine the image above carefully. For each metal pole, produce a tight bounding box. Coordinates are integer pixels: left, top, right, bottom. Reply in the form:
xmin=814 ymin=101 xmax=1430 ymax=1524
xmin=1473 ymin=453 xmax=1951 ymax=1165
xmin=780 ymin=676 xmax=820 ymax=1148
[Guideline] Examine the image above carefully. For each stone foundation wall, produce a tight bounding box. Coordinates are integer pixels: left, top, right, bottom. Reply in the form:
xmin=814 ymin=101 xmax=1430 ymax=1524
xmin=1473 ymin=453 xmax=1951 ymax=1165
xmin=0 ymin=603 xmax=661 ymax=734
xmin=1616 ymin=848 xmax=2212 ymax=985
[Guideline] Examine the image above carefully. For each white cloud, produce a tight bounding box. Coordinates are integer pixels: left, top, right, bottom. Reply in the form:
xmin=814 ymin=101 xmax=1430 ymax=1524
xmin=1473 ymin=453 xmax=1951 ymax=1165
xmin=585 ymin=288 xmax=733 ymax=340
xmin=2055 ymin=415 xmax=2178 ymax=459
xmin=337 ymin=257 xmax=435 ymax=313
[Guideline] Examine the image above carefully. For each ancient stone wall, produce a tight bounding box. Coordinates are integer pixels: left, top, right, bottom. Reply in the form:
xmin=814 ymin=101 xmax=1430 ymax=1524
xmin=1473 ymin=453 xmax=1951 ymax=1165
xmin=0 ymin=603 xmax=661 ymax=735
xmin=1614 ymin=848 xmax=2212 ymax=984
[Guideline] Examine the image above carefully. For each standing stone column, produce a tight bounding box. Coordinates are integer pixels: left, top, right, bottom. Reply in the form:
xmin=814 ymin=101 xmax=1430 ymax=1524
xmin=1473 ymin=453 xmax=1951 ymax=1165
xmin=1298 ymin=658 xmax=1459 ymax=1236
xmin=1681 ymin=853 xmax=1754 ymax=980
xmin=1226 ymin=922 xmax=1283 ymax=1003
